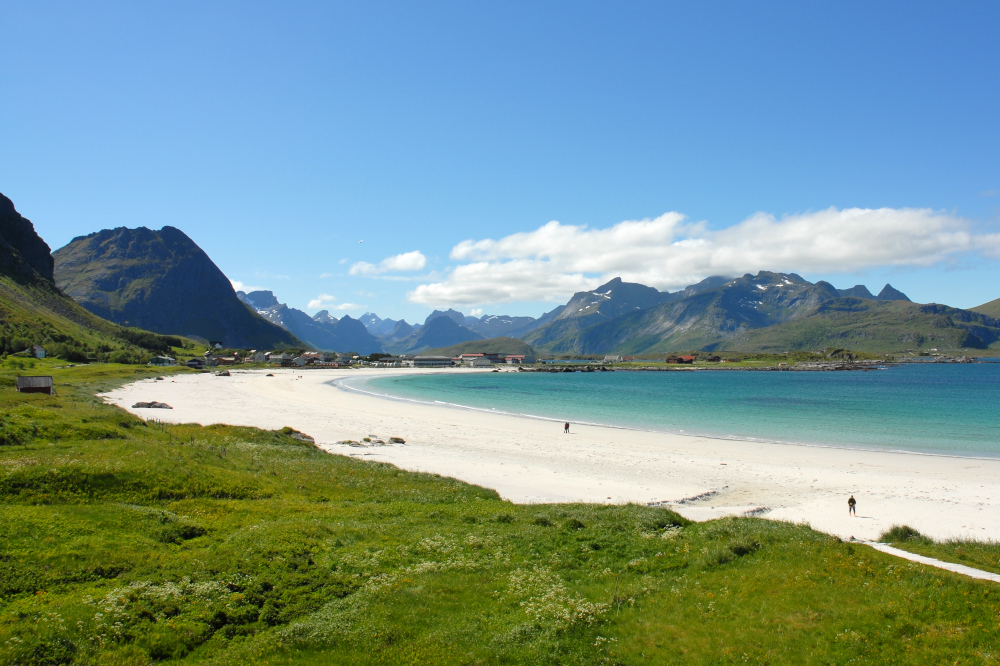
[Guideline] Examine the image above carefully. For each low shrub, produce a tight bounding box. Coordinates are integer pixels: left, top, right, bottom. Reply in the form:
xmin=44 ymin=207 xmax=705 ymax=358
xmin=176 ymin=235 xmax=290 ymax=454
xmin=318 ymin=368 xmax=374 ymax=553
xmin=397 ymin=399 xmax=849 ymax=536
xmin=879 ymin=525 xmax=930 ymax=544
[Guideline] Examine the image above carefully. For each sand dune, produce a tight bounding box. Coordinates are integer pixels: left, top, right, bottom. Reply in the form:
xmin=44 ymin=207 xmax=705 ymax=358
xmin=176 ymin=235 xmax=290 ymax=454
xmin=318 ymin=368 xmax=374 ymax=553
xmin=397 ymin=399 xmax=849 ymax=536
xmin=101 ymin=367 xmax=1000 ymax=542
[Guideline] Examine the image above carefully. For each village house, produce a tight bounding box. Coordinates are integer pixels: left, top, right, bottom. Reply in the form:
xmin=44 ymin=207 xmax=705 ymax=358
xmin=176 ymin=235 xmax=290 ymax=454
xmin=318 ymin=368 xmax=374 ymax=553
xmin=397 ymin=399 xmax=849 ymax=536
xmin=505 ymin=355 xmax=525 ymax=364
xmin=186 ymin=358 xmax=206 ymax=369
xmin=603 ymin=355 xmax=623 ymax=363
xmin=16 ymin=376 xmax=54 ymax=395
xmin=148 ymin=356 xmax=177 ymax=366
xmin=32 ymin=345 xmax=46 ymax=359
xmin=459 ymin=353 xmax=490 ymax=367
xmin=665 ymin=355 xmax=696 ymax=364
xmin=267 ymin=352 xmax=293 ymax=367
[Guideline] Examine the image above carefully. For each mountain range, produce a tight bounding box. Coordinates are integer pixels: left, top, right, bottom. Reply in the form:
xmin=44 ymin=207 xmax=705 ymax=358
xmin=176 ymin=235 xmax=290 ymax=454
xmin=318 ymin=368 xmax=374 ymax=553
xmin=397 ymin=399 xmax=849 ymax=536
xmin=520 ymin=273 xmax=1000 ymax=354
xmin=356 ymin=273 xmax=999 ymax=355
xmin=237 ymin=290 xmax=381 ymax=354
xmin=8 ymin=188 xmax=997 ymax=358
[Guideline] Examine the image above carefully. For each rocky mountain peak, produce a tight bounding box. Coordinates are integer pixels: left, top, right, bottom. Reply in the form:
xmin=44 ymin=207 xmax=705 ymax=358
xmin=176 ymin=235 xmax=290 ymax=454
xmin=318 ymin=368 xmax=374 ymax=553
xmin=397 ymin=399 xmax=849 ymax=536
xmin=877 ymin=284 xmax=911 ymax=302
xmin=245 ymin=290 xmax=280 ymax=309
xmin=425 ymin=308 xmax=467 ymax=326
xmin=0 ymin=192 xmax=55 ymax=283
xmin=53 ymin=226 xmax=299 ymax=348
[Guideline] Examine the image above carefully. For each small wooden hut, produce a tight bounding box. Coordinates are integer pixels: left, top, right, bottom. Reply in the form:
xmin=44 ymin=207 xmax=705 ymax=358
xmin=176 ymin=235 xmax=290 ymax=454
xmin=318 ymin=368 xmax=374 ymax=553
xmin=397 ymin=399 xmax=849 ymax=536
xmin=15 ymin=376 xmax=55 ymax=395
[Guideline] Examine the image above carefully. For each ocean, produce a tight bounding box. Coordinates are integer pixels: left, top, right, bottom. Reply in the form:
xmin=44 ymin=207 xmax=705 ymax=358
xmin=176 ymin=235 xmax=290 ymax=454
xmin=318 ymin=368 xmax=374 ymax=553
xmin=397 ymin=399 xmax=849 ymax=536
xmin=338 ymin=364 xmax=1000 ymax=458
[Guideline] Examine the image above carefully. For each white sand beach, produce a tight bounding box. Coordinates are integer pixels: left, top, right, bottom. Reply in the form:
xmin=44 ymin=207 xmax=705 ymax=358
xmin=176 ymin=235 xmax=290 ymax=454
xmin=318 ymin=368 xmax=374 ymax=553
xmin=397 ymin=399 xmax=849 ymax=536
xmin=101 ymin=368 xmax=1000 ymax=543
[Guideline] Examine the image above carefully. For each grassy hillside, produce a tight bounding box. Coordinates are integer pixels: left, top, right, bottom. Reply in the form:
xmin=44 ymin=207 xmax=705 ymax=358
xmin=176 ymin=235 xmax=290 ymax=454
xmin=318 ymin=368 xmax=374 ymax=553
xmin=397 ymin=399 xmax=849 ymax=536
xmin=971 ymin=297 xmax=1000 ymax=319
xmin=422 ymin=336 xmax=538 ymax=361
xmin=713 ymin=299 xmax=1000 ymax=354
xmin=2 ymin=364 xmax=1000 ymax=663
xmin=0 ymin=273 xmax=191 ymax=362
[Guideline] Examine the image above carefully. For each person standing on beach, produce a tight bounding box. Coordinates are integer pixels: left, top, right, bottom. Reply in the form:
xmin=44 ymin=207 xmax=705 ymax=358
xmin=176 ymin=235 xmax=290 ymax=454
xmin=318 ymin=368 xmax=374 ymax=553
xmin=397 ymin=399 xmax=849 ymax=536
xmin=564 ymin=422 xmax=570 ymax=434
xmin=848 ymin=495 xmax=856 ymax=516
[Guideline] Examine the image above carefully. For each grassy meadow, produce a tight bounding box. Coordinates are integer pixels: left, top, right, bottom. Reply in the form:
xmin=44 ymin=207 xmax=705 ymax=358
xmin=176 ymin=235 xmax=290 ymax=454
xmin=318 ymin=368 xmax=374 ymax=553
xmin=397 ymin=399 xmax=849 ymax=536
xmin=880 ymin=526 xmax=1000 ymax=577
xmin=1 ymin=361 xmax=1000 ymax=664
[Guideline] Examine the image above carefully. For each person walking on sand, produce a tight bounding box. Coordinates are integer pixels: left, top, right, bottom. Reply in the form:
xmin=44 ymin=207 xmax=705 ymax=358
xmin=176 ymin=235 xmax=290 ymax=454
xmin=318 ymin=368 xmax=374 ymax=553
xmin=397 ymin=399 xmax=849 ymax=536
xmin=564 ymin=422 xmax=570 ymax=434
xmin=848 ymin=495 xmax=856 ymax=516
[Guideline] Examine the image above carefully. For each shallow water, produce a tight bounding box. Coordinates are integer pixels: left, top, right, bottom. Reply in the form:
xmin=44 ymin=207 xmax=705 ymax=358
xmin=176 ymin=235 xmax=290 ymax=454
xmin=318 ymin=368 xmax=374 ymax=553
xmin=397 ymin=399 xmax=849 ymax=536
xmin=341 ymin=364 xmax=1000 ymax=457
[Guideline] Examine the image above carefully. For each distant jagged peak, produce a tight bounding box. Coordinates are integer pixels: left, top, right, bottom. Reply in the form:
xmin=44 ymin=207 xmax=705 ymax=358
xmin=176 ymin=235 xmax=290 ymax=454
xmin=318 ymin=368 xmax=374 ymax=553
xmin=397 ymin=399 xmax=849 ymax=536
xmin=740 ymin=270 xmax=808 ymax=285
xmin=877 ymin=284 xmax=911 ymax=302
xmin=590 ymin=276 xmax=624 ymax=295
xmin=424 ymin=308 xmax=467 ymax=326
xmin=313 ymin=310 xmax=338 ymax=324
xmin=729 ymin=271 xmax=810 ymax=291
xmin=674 ymin=275 xmax=732 ymax=298
xmin=837 ymin=284 xmax=876 ymax=299
xmin=244 ymin=290 xmax=280 ymax=309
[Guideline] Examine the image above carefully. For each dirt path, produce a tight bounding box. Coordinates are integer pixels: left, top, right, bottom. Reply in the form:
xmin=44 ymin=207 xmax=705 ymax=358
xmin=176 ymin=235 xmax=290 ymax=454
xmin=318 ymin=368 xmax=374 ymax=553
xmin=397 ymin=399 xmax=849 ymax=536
xmin=864 ymin=542 xmax=1000 ymax=583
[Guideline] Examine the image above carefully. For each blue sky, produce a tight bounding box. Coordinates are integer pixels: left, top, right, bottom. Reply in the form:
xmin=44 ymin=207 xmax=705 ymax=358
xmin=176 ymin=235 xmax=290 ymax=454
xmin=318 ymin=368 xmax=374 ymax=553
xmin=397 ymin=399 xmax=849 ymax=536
xmin=2 ymin=2 xmax=998 ymax=322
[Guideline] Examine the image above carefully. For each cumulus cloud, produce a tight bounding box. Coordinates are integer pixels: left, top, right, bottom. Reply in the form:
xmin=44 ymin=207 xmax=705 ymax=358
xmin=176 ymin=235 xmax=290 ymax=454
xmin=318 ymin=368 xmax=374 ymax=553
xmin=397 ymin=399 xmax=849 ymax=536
xmin=408 ymin=208 xmax=1000 ymax=307
xmin=307 ymin=293 xmax=337 ymax=309
xmin=350 ymin=250 xmax=427 ymax=276
xmin=229 ymin=279 xmax=266 ymax=293
xmin=335 ymin=303 xmax=363 ymax=310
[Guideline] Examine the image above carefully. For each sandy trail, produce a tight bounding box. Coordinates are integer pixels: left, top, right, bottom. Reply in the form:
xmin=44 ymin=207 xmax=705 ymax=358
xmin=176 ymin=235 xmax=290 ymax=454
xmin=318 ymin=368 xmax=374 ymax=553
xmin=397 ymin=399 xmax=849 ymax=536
xmin=101 ymin=367 xmax=1000 ymax=543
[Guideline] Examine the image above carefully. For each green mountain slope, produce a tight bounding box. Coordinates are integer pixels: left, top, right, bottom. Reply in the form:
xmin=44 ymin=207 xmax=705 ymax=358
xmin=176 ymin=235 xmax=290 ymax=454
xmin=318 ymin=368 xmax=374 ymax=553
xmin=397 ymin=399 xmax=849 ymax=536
xmin=0 ymin=193 xmax=183 ymax=361
xmin=971 ymin=297 xmax=1000 ymax=319
xmin=715 ymin=299 xmax=1000 ymax=353
xmin=54 ymin=227 xmax=300 ymax=349
xmin=421 ymin=336 xmax=537 ymax=361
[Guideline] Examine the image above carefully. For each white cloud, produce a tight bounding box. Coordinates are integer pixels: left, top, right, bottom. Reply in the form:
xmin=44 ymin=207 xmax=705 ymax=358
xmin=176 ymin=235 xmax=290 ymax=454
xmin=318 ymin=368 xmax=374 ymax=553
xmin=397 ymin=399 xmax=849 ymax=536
xmin=307 ymin=293 xmax=337 ymax=309
xmin=350 ymin=250 xmax=427 ymax=276
xmin=336 ymin=303 xmax=363 ymax=310
xmin=229 ymin=279 xmax=266 ymax=293
xmin=468 ymin=308 xmax=483 ymax=316
xmin=408 ymin=208 xmax=1000 ymax=307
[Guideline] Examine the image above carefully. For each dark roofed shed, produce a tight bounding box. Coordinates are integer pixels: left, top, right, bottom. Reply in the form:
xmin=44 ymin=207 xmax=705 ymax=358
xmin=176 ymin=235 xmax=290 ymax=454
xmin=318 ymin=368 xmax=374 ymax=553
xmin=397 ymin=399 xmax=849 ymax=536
xmin=16 ymin=376 xmax=55 ymax=395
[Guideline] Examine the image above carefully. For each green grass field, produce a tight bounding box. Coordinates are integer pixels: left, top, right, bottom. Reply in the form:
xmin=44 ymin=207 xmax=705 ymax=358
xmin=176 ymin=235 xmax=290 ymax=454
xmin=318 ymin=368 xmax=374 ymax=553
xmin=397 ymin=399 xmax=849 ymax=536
xmin=880 ymin=526 xmax=1000 ymax=577
xmin=2 ymin=362 xmax=1000 ymax=664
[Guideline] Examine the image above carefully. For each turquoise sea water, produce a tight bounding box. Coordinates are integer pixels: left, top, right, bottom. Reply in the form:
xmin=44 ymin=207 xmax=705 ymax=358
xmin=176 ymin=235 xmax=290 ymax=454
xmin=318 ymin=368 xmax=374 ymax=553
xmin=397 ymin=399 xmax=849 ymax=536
xmin=338 ymin=364 xmax=1000 ymax=457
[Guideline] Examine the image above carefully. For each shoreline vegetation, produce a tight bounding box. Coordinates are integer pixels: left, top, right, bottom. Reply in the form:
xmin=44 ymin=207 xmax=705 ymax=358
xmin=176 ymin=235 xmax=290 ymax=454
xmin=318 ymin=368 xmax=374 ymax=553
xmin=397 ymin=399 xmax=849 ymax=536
xmin=3 ymin=361 xmax=1000 ymax=663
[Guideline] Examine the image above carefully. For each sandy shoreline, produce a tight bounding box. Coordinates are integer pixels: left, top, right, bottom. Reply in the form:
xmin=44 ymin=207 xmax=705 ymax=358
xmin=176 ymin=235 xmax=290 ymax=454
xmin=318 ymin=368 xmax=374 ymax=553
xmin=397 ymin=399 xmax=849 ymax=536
xmin=101 ymin=367 xmax=1000 ymax=542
